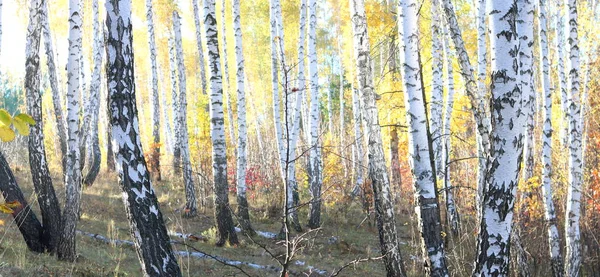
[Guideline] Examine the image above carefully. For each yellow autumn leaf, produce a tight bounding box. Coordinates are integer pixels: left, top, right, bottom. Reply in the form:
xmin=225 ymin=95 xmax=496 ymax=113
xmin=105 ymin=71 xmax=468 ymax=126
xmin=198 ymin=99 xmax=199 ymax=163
xmin=0 ymin=109 xmax=11 ymax=127
xmin=0 ymin=125 xmax=15 ymax=142
xmin=12 ymin=116 xmax=30 ymax=136
xmin=0 ymin=204 xmax=14 ymax=214
xmin=14 ymin=113 xmax=35 ymax=125
xmin=4 ymin=200 xmax=21 ymax=209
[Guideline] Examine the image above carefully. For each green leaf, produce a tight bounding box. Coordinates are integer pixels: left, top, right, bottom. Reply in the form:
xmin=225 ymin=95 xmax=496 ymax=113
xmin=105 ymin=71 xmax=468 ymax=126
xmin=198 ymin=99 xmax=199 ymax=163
xmin=12 ymin=116 xmax=30 ymax=136
xmin=0 ymin=126 xmax=15 ymax=142
xmin=0 ymin=109 xmax=11 ymax=127
xmin=14 ymin=113 xmax=35 ymax=125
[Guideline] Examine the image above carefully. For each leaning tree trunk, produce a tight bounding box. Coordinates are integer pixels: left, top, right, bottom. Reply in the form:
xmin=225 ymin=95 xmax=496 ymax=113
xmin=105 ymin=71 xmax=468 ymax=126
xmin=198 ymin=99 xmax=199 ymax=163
xmin=441 ymin=23 xmax=459 ymax=237
xmin=145 ymin=0 xmax=161 ymax=181
xmin=232 ymin=0 xmax=254 ymax=235
xmin=350 ymin=0 xmax=407 ymax=276
xmin=441 ymin=0 xmax=491 ymax=212
xmin=564 ymin=0 xmax=583 ymax=276
xmin=173 ymin=10 xmax=198 ymax=217
xmin=83 ymin=0 xmax=102 ymax=186
xmin=25 ymin=0 xmax=62 ymax=253
xmin=41 ymin=0 xmax=67 ymax=175
xmin=57 ymin=0 xmax=83 ymax=262
xmin=472 ymin=1 xmax=524 ymax=275
xmin=0 ymin=151 xmax=45 ymax=253
xmin=538 ymin=1 xmax=564 ymax=275
xmin=203 ymin=0 xmax=239 ymax=247
xmin=400 ymin=1 xmax=448 ymax=275
xmin=555 ymin=4 xmax=570 ymax=147
xmin=192 ymin=0 xmax=207 ymax=95
xmin=307 ymin=0 xmax=322 ymax=229
xmin=105 ymin=1 xmax=182 ymax=275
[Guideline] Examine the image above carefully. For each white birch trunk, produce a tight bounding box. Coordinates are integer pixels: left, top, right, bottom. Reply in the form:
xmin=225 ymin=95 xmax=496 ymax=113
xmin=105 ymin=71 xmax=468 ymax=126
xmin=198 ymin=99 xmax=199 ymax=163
xmin=473 ymin=1 xmax=524 ymax=275
xmin=519 ymin=0 xmax=536 ymax=181
xmin=58 ymin=0 xmax=82 ymax=262
xmin=192 ymin=0 xmax=208 ymax=95
xmin=351 ymin=1 xmax=406 ymax=275
xmin=441 ymin=23 xmax=459 ymax=237
xmin=351 ymin=84 xmax=364 ymax=197
xmin=556 ymin=4 xmax=570 ymax=147
xmin=400 ymin=1 xmax=448 ymax=275
xmin=41 ymin=1 xmax=67 ymax=175
xmin=159 ymin=68 xmax=173 ymax=154
xmin=221 ymin=0 xmax=236 ymax=145
xmin=173 ymin=10 xmax=198 ymax=217
xmin=475 ymin=0 xmax=487 ymax=210
xmin=232 ymin=0 xmax=254 ymax=234
xmin=564 ymin=0 xmax=583 ymax=275
xmin=83 ymin=0 xmax=102 ymax=186
xmin=146 ymin=0 xmax=161 ymax=181
xmin=168 ymin=35 xmax=181 ymax=172
xmin=203 ymin=0 xmax=239 ymax=246
xmin=105 ymin=1 xmax=182 ymax=274
xmin=430 ymin=0 xmax=444 ymax=175
xmin=307 ymin=0 xmax=322 ymax=229
xmin=538 ymin=1 xmax=564 ymax=275
xmin=270 ymin=0 xmax=285 ymax=178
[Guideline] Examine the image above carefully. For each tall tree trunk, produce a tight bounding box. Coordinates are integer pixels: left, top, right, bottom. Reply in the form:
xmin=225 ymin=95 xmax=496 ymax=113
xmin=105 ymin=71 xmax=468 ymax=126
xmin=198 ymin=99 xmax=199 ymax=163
xmin=41 ymin=0 xmax=67 ymax=175
xmin=159 ymin=68 xmax=173 ymax=154
xmin=0 ymin=151 xmax=45 ymax=253
xmin=339 ymin=43 xmax=347 ymax=180
xmin=441 ymin=0 xmax=492 ymax=210
xmin=25 ymin=0 xmax=62 ymax=253
xmin=57 ymin=0 xmax=83 ymax=262
xmin=105 ymin=1 xmax=182 ymax=274
xmin=441 ymin=23 xmax=459 ymax=236
xmin=519 ymin=0 xmax=536 ymax=182
xmin=351 ymin=84 xmax=364 ymax=197
xmin=555 ymin=3 xmax=569 ymax=147
xmin=350 ymin=1 xmax=407 ymax=276
xmin=538 ymin=1 xmax=564 ymax=276
xmin=389 ymin=128 xmax=401 ymax=200
xmin=232 ymin=0 xmax=254 ymax=235
xmin=221 ymin=0 xmax=236 ymax=146
xmin=430 ymin=0 xmax=444 ymax=175
xmin=307 ymin=0 xmax=322 ymax=229
xmin=192 ymin=0 xmax=208 ymax=95
xmin=83 ymin=0 xmax=102 ymax=186
xmin=473 ymin=1 xmax=524 ymax=275
xmin=168 ymin=35 xmax=181 ymax=174
xmin=475 ymin=0 xmax=487 ymax=211
xmin=564 ymin=0 xmax=583 ymax=275
xmin=400 ymin=1 xmax=448 ymax=275
xmin=270 ymin=0 xmax=286 ymax=187
xmin=204 ymin=0 xmax=239 ymax=247
xmin=146 ymin=0 xmax=161 ymax=181
xmin=173 ymin=10 xmax=198 ymax=217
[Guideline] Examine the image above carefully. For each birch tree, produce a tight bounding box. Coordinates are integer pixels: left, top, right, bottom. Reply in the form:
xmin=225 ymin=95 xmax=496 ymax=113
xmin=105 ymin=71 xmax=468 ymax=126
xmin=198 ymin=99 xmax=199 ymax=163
xmin=539 ymin=0 xmax=564 ymax=275
xmin=105 ymin=1 xmax=182 ymax=274
xmin=564 ymin=0 xmax=584 ymax=275
xmin=173 ymin=9 xmax=198 ymax=217
xmin=168 ymin=35 xmax=181 ymax=173
xmin=192 ymin=0 xmax=207 ymax=95
xmin=473 ymin=1 xmax=524 ymax=275
xmin=41 ymin=0 xmax=67 ymax=174
xmin=430 ymin=0 xmax=444 ymax=174
xmin=57 ymin=0 xmax=83 ymax=261
xmin=221 ymin=0 xmax=235 ymax=145
xmin=233 ymin=0 xmax=254 ymax=234
xmin=83 ymin=0 xmax=102 ymax=186
xmin=441 ymin=23 xmax=459 ymax=236
xmin=475 ymin=0 xmax=487 ymax=205
xmin=350 ymin=0 xmax=406 ymax=275
xmin=555 ymin=3 xmax=570 ymax=146
xmin=519 ymin=0 xmax=536 ymax=181
xmin=351 ymin=84 xmax=364 ymax=197
xmin=146 ymin=0 xmax=161 ymax=181
xmin=307 ymin=0 xmax=322 ymax=229
xmin=400 ymin=0 xmax=448 ymax=275
xmin=203 ymin=0 xmax=239 ymax=246
xmin=25 ymin=0 xmax=62 ymax=253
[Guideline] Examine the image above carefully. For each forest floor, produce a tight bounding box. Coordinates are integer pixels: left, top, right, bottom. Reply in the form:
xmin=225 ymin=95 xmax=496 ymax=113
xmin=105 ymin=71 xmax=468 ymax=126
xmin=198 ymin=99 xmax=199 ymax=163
xmin=0 ymin=170 xmax=428 ymax=277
